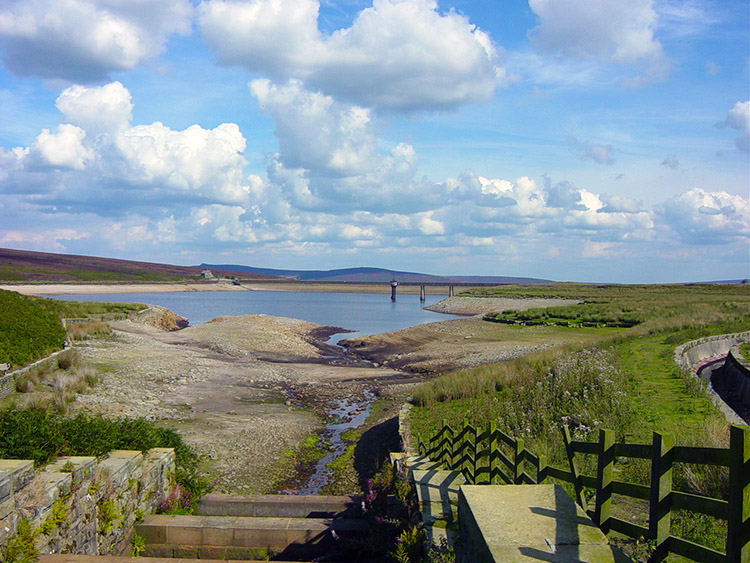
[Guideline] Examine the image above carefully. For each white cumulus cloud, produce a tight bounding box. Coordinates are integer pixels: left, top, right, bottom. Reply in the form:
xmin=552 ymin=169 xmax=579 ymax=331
xmin=660 ymin=188 xmax=750 ymax=244
xmin=2 ymin=82 xmax=253 ymax=214
xmin=28 ymin=124 xmax=92 ymax=170
xmin=200 ymin=0 xmax=508 ymax=112
xmin=527 ymin=0 xmax=668 ymax=83
xmin=716 ymin=101 xmax=750 ymax=154
xmin=0 ymin=0 xmax=193 ymax=81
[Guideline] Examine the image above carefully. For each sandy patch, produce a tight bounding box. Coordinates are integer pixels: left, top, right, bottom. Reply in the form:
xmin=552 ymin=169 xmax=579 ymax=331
xmin=0 ymin=282 xmax=248 ymax=296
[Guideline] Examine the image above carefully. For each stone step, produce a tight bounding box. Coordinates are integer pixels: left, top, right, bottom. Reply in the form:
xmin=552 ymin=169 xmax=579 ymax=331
xmin=39 ymin=555 xmax=296 ymax=563
xmin=136 ymin=513 xmax=368 ymax=550
xmin=197 ymin=493 xmax=361 ymax=518
xmin=458 ymin=484 xmax=631 ymax=562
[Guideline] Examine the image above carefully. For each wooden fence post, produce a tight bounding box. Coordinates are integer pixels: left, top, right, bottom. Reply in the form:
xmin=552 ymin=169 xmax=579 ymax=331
xmin=594 ymin=429 xmax=615 ymax=534
xmin=649 ymin=431 xmax=673 ymax=562
xmin=439 ymin=419 xmax=448 ymax=467
xmin=514 ymin=437 xmax=525 ymax=484
xmin=489 ymin=422 xmax=497 ymax=484
xmin=469 ymin=423 xmax=478 ymax=484
xmin=562 ymin=426 xmax=587 ymax=511
xmin=727 ymin=424 xmax=749 ymax=562
xmin=446 ymin=423 xmax=455 ymax=471
xmin=536 ymin=454 xmax=547 ymax=484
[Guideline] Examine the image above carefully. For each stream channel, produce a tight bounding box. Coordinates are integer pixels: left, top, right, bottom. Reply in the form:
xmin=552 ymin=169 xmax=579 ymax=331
xmin=288 ymin=389 xmax=376 ymax=495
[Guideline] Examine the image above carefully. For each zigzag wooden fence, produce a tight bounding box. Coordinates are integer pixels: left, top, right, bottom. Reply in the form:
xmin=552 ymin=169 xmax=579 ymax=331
xmin=417 ymin=420 xmax=749 ymax=563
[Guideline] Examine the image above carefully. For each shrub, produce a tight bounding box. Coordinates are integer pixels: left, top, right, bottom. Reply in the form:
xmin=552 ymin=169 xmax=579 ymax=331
xmin=0 ymin=409 xmax=210 ymax=504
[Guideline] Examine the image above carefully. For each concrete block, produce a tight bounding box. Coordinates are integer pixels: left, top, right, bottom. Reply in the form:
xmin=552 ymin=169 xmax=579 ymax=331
xmin=38 ymin=471 xmax=74 ymax=500
xmin=232 ymin=518 xmax=293 ymax=548
xmin=201 ymin=516 xmax=238 ymax=546
xmin=458 ymin=484 xmax=628 ymax=563
xmin=0 ymin=459 xmax=34 ymax=491
xmin=45 ymin=457 xmax=97 ymax=487
xmin=197 ymin=493 xmax=360 ymax=518
xmin=99 ymin=451 xmax=142 ymax=485
xmin=135 ymin=515 xmax=169 ymax=544
xmin=163 ymin=514 xmax=205 ymax=545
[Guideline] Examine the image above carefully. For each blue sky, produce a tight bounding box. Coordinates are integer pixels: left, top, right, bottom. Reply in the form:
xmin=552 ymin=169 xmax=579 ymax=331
xmin=0 ymin=0 xmax=748 ymax=282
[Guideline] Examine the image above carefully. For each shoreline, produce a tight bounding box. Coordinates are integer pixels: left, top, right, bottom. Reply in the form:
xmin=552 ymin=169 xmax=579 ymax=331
xmin=0 ymin=280 xmax=467 ymax=297
xmin=0 ymin=282 xmax=249 ymax=296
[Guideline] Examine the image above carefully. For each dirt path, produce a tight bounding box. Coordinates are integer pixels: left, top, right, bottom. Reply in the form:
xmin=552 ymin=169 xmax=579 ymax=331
xmin=72 ymin=313 xmax=412 ymax=494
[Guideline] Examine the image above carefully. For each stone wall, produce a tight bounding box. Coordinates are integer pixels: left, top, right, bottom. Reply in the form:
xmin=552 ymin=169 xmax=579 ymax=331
xmin=674 ymin=331 xmax=750 ymax=425
xmin=0 ymin=352 xmax=68 ymax=401
xmin=721 ymin=347 xmax=750 ymax=408
xmin=674 ymin=331 xmax=750 ymax=373
xmin=0 ymin=448 xmax=174 ymax=559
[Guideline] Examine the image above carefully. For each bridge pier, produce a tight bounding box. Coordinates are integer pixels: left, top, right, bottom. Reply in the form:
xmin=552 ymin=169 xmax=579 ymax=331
xmin=420 ymin=284 xmax=426 ymax=302
xmin=449 ymin=285 xmax=455 ymax=297
xmin=391 ymin=279 xmax=398 ymax=302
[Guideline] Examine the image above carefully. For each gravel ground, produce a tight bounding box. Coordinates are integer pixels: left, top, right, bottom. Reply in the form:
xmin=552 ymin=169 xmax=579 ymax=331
xmin=71 ymin=310 xmax=409 ymax=494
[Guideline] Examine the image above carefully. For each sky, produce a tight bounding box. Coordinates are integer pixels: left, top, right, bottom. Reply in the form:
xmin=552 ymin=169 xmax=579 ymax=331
xmin=0 ymin=0 xmax=748 ymax=283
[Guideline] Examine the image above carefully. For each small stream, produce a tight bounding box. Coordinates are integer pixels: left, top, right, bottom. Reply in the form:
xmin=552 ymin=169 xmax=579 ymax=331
xmin=292 ymin=389 xmax=375 ymax=495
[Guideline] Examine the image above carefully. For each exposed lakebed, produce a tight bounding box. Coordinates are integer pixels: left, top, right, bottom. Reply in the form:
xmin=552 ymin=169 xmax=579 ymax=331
xmin=52 ymin=289 xmax=461 ymax=343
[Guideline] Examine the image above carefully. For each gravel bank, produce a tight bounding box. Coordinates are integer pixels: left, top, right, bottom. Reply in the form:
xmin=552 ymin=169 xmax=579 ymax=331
xmin=71 ymin=312 xmax=410 ymax=494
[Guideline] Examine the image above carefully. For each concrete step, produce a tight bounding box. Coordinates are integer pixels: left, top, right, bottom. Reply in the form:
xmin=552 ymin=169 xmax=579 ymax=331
xmin=136 ymin=513 xmax=369 ymax=560
xmin=197 ymin=493 xmax=361 ymax=518
xmin=458 ymin=484 xmax=631 ymax=562
xmin=403 ymin=456 xmax=466 ymax=547
xmin=39 ymin=556 xmax=296 ymax=563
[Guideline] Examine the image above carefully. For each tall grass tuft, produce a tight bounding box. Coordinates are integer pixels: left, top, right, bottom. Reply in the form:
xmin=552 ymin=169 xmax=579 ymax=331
xmin=67 ymin=321 xmax=112 ymax=341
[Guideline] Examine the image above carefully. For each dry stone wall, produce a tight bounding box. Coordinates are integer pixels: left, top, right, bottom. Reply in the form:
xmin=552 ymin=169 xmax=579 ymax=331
xmin=0 ymin=448 xmax=174 ymax=559
xmin=0 ymin=352 xmax=68 ymax=401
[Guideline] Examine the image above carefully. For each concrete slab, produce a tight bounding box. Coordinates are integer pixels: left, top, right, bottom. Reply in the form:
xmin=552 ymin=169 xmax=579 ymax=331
xmin=408 ymin=465 xmax=466 ymax=548
xmin=137 ymin=514 xmax=368 ymax=551
xmin=39 ymin=555 xmax=293 ymax=563
xmin=458 ymin=484 xmax=630 ymax=563
xmin=197 ymin=493 xmax=360 ymax=518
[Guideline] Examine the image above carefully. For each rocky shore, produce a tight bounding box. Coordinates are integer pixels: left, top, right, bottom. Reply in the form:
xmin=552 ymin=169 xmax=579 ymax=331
xmin=70 ymin=311 xmax=413 ymax=494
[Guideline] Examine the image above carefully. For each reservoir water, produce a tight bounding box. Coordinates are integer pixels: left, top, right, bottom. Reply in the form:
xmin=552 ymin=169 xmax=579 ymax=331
xmin=52 ymin=290 xmax=459 ymax=343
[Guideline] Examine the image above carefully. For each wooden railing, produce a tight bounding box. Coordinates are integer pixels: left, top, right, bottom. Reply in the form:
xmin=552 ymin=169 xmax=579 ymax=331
xmin=417 ymin=421 xmax=749 ymax=562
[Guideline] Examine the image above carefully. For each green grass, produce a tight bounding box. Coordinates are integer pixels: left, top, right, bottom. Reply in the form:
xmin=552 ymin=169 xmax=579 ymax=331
xmin=0 ymin=289 xmax=146 ymax=369
xmin=0 ymin=290 xmax=67 ymax=367
xmin=0 ymin=407 xmax=210 ymax=509
xmin=411 ymin=283 xmax=750 ymax=559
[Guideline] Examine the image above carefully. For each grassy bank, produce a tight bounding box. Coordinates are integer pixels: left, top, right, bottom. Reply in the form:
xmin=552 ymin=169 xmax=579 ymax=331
xmin=0 ymin=289 xmax=145 ymax=369
xmin=408 ymin=283 xmax=749 ymax=558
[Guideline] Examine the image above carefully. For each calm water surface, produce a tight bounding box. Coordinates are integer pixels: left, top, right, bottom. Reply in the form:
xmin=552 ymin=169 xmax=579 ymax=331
xmin=52 ymin=290 xmax=458 ymax=343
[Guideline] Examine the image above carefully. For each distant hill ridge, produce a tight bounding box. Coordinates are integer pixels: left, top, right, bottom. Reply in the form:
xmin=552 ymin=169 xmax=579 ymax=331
xmin=199 ymin=264 xmax=553 ymax=284
xmin=0 ymin=248 xmax=275 ymax=283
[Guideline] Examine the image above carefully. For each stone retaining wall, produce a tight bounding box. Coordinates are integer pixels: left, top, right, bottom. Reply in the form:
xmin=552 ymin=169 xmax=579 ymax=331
xmin=0 ymin=351 xmax=69 ymax=401
xmin=674 ymin=331 xmax=750 ymax=425
xmin=674 ymin=331 xmax=750 ymax=372
xmin=0 ymin=448 xmax=174 ymax=559
xmin=722 ymin=347 xmax=750 ymax=407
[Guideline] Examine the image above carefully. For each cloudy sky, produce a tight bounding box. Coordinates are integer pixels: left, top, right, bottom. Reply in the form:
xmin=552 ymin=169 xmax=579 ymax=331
xmin=0 ymin=0 xmax=748 ymax=282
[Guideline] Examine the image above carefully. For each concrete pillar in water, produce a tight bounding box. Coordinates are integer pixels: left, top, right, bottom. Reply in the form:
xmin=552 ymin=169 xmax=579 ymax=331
xmin=449 ymin=284 xmax=455 ymax=297
xmin=420 ymin=284 xmax=426 ymax=302
xmin=391 ymin=279 xmax=398 ymax=301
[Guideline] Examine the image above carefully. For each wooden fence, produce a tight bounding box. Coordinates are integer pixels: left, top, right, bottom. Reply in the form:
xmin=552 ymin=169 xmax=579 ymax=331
xmin=417 ymin=420 xmax=749 ymax=563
